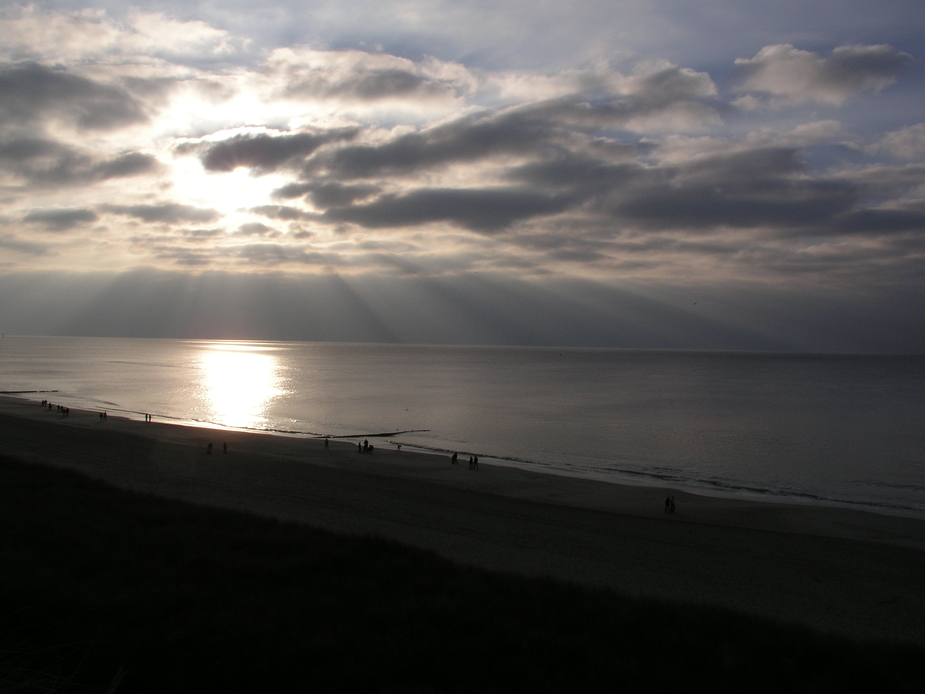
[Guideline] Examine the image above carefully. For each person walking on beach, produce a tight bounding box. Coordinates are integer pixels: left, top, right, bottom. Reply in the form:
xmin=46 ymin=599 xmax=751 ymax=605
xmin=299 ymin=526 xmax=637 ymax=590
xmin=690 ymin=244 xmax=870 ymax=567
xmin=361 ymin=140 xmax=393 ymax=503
xmin=451 ymin=452 xmax=458 ymax=465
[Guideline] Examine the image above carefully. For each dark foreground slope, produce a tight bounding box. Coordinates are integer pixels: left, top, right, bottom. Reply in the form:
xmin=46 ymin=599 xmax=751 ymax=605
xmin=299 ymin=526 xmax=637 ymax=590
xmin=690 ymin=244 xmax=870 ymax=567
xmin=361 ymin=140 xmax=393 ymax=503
xmin=2 ymin=455 xmax=924 ymax=694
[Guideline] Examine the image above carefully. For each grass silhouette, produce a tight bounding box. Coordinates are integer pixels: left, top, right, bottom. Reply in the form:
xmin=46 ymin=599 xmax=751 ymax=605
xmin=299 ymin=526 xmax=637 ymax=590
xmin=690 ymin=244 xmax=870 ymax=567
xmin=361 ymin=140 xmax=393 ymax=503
xmin=2 ymin=453 xmax=923 ymax=693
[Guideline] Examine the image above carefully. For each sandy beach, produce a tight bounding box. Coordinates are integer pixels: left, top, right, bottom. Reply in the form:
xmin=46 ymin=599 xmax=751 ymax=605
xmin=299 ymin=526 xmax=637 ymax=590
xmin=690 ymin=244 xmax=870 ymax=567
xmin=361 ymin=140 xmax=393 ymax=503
xmin=2 ymin=394 xmax=925 ymax=647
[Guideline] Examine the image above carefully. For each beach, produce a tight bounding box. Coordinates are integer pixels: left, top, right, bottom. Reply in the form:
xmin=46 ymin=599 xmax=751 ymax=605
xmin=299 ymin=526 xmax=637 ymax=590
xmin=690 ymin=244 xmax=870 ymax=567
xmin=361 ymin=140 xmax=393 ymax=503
xmin=2 ymin=394 xmax=925 ymax=647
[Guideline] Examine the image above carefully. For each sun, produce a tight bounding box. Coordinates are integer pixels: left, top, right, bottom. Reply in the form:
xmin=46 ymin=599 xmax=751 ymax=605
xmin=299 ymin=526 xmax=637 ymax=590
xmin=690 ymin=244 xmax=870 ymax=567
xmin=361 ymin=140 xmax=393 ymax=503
xmin=169 ymin=157 xmax=290 ymax=217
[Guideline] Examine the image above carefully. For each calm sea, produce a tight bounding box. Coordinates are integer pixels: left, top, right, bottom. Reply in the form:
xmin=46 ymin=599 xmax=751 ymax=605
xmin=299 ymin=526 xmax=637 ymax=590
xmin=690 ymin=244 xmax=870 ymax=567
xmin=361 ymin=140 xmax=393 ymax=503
xmin=2 ymin=336 xmax=925 ymax=518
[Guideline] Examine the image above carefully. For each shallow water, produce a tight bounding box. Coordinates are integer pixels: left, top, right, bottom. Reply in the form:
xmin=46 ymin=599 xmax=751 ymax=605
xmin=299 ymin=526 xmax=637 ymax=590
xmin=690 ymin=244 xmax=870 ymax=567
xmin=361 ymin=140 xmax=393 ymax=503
xmin=2 ymin=336 xmax=924 ymax=517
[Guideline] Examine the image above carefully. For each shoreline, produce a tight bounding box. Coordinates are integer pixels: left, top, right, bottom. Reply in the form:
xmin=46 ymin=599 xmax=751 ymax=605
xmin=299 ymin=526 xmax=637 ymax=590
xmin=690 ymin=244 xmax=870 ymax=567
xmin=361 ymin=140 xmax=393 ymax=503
xmin=2 ymin=394 xmax=925 ymax=646
xmin=6 ymin=389 xmax=922 ymax=522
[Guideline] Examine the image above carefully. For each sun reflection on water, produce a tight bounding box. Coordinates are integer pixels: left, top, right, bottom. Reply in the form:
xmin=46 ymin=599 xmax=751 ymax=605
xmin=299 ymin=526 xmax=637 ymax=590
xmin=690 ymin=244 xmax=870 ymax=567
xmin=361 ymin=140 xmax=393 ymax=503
xmin=197 ymin=342 xmax=284 ymax=429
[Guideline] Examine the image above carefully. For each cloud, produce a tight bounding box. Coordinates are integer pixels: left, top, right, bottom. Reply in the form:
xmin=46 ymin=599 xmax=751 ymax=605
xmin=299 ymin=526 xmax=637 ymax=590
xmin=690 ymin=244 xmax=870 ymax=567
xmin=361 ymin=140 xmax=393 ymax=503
xmin=0 ymin=138 xmax=159 ymax=187
xmin=236 ymin=243 xmax=330 ymax=266
xmin=268 ymin=47 xmax=476 ymax=103
xmin=0 ymin=234 xmax=52 ymax=255
xmin=873 ymin=123 xmax=925 ymax=160
xmin=733 ymin=44 xmax=912 ymax=107
xmin=324 ymin=187 xmax=577 ymax=232
xmin=196 ymin=128 xmax=357 ymax=173
xmin=285 ymin=182 xmax=381 ymax=209
xmin=23 ymin=207 xmax=99 ymax=231
xmin=249 ymin=205 xmax=314 ymax=220
xmin=298 ymin=79 xmax=719 ymax=183
xmin=0 ymin=6 xmax=241 ymax=64
xmin=104 ymin=203 xmax=219 ymax=224
xmin=610 ymin=147 xmax=860 ymax=233
xmin=0 ymin=62 xmax=148 ymax=131
xmin=236 ymin=222 xmax=279 ymax=236
xmin=300 ymin=107 xmax=560 ymax=180
xmin=835 ymin=206 xmax=925 ymax=235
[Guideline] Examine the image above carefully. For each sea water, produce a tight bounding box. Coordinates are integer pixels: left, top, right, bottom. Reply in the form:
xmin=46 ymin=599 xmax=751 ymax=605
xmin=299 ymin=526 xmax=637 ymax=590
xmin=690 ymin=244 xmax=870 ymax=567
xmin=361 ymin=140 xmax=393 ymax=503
xmin=2 ymin=336 xmax=924 ymax=518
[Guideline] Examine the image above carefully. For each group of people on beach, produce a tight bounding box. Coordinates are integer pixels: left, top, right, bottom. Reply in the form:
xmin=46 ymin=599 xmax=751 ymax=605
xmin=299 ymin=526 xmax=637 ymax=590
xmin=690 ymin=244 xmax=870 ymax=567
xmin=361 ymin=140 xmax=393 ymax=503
xmin=358 ymin=439 xmax=374 ymax=454
xmin=206 ymin=442 xmax=228 ymax=454
xmin=450 ymin=452 xmax=479 ymax=470
xmin=41 ymin=400 xmax=71 ymax=417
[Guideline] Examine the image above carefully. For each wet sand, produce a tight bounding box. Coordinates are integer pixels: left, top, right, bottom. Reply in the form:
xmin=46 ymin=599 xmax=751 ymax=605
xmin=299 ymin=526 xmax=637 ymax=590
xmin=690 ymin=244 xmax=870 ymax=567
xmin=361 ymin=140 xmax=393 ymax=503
xmin=2 ymin=394 xmax=924 ymax=646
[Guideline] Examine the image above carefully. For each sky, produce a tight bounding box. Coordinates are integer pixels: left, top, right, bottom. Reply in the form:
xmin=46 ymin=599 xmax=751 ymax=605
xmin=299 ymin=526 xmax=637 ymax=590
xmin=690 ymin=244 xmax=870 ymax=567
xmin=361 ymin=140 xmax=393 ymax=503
xmin=1 ymin=1 xmax=924 ymax=352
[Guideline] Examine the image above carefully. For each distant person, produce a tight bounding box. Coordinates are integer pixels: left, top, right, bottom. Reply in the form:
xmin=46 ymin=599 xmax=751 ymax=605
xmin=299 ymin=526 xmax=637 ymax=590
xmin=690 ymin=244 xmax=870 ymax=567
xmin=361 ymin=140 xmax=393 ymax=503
xmin=473 ymin=455 xmax=479 ymax=470
xmin=207 ymin=442 xmax=213 ymax=454
xmin=665 ymin=496 xmax=671 ymax=514
xmin=223 ymin=442 xmax=228 ymax=454
xmin=363 ymin=439 xmax=369 ymax=453
xmin=324 ymin=437 xmax=329 ymax=449
xmin=358 ymin=442 xmax=362 ymax=453
xmin=451 ymin=452 xmax=458 ymax=465
xmin=669 ymin=496 xmax=676 ymax=514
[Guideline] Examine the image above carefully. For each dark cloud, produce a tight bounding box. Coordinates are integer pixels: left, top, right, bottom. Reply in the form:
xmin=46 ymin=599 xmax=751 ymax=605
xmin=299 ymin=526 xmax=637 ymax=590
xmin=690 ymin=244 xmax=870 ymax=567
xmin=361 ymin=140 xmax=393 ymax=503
xmin=605 ymin=147 xmax=857 ymax=231
xmin=0 ymin=62 xmax=147 ymax=130
xmin=104 ymin=203 xmax=219 ymax=224
xmin=0 ymin=137 xmax=158 ymax=186
xmin=324 ymin=187 xmax=576 ymax=232
xmin=508 ymin=157 xmax=644 ymax=192
xmin=94 ymin=152 xmax=160 ymax=179
xmin=299 ymin=90 xmax=711 ymax=182
xmin=197 ymin=128 xmax=357 ymax=173
xmin=298 ymin=182 xmax=380 ymax=208
xmin=285 ymin=66 xmax=460 ymax=102
xmin=300 ymin=107 xmax=573 ymax=180
xmin=835 ymin=207 xmax=925 ymax=235
xmin=23 ymin=208 xmax=98 ymax=231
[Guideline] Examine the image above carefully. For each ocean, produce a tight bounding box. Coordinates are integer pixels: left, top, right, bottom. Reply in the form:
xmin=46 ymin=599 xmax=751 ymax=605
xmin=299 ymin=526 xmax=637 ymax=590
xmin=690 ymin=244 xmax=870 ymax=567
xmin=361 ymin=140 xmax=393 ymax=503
xmin=2 ymin=336 xmax=924 ymax=518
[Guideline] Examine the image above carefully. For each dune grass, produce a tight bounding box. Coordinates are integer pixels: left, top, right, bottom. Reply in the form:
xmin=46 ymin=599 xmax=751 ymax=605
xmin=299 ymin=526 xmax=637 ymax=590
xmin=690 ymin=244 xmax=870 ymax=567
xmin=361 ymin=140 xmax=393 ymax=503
xmin=2 ymin=454 xmax=924 ymax=693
